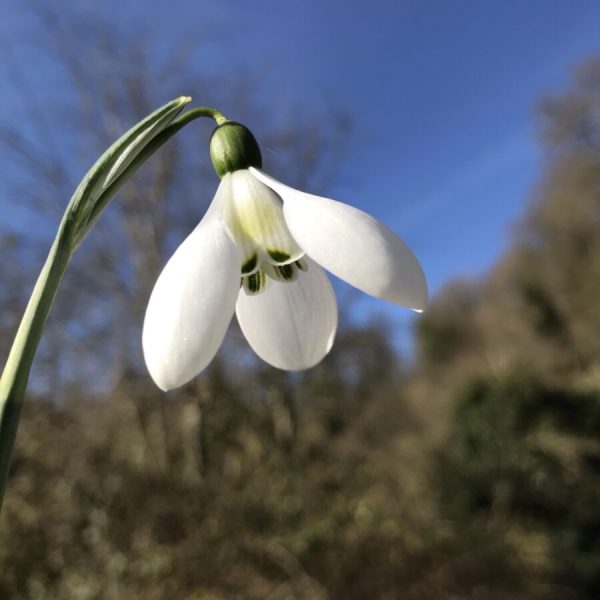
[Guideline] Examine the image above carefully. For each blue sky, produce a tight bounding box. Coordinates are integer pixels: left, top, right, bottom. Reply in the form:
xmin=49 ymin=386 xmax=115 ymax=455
xmin=2 ymin=0 xmax=600 ymax=340
xmin=203 ymin=0 xmax=600 ymax=283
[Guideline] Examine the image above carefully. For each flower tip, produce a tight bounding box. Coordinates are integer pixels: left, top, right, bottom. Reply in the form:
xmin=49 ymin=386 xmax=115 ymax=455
xmin=412 ymin=272 xmax=429 ymax=314
xmin=148 ymin=369 xmax=185 ymax=392
xmin=146 ymin=368 xmax=176 ymax=392
xmin=179 ymin=95 xmax=192 ymax=104
xmin=155 ymin=379 xmax=174 ymax=393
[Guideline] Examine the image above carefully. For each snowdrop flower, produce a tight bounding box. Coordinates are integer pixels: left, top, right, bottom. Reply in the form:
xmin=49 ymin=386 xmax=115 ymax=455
xmin=143 ymin=121 xmax=427 ymax=390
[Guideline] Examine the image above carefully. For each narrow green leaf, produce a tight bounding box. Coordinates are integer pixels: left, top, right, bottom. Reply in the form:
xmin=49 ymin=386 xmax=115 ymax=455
xmin=69 ymin=96 xmax=191 ymax=245
xmin=0 ymin=96 xmax=191 ymax=514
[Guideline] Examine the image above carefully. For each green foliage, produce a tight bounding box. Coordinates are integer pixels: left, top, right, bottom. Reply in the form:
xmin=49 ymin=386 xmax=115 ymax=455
xmin=439 ymin=373 xmax=600 ymax=595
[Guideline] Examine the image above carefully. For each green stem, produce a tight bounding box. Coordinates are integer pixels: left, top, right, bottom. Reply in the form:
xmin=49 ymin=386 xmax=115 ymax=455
xmin=0 ymin=102 xmax=228 ymax=513
xmin=0 ymin=219 xmax=74 ymax=509
xmin=175 ymin=106 xmax=228 ymax=126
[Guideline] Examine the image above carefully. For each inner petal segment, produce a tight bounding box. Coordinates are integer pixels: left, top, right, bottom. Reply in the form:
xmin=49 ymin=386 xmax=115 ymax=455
xmin=224 ymin=170 xmax=304 ymax=269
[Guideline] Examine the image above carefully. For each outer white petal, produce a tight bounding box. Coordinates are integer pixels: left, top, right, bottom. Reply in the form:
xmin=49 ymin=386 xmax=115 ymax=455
xmin=236 ymin=259 xmax=337 ymax=370
xmin=142 ymin=199 xmax=241 ymax=390
xmin=250 ymin=168 xmax=428 ymax=311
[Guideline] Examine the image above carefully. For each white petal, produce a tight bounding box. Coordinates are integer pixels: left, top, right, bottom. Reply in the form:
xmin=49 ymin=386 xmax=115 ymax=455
xmin=250 ymin=168 xmax=428 ymax=311
xmin=142 ymin=212 xmax=241 ymax=391
xmin=236 ymin=259 xmax=337 ymax=370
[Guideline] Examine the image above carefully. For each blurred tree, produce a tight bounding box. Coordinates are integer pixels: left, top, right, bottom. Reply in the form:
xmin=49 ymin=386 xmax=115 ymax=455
xmin=415 ymin=58 xmax=600 ymax=599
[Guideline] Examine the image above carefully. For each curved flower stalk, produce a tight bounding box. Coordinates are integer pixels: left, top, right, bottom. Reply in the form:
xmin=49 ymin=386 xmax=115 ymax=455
xmin=0 ymin=97 xmax=229 ymax=513
xmin=143 ymin=122 xmax=428 ymax=391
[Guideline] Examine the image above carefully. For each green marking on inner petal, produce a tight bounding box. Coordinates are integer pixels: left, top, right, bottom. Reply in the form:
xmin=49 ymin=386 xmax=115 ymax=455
xmin=267 ymin=249 xmax=291 ymax=263
xmin=248 ymin=273 xmax=261 ymax=293
xmin=241 ymin=254 xmax=258 ymax=274
xmin=295 ymin=258 xmax=308 ymax=272
xmin=244 ymin=270 xmax=266 ymax=295
xmin=277 ymin=264 xmax=295 ymax=281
